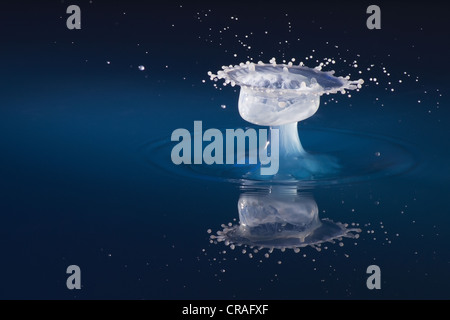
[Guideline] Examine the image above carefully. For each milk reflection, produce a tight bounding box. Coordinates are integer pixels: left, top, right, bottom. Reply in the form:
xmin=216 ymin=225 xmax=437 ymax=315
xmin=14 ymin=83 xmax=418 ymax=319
xmin=212 ymin=186 xmax=361 ymax=252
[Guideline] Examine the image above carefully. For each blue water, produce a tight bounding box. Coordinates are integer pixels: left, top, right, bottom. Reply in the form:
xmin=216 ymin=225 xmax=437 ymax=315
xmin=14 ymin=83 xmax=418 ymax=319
xmin=0 ymin=1 xmax=449 ymax=299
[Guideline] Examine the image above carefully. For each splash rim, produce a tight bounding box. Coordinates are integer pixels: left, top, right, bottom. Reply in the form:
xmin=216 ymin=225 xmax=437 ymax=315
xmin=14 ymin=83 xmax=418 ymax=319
xmin=209 ymin=59 xmax=364 ymax=96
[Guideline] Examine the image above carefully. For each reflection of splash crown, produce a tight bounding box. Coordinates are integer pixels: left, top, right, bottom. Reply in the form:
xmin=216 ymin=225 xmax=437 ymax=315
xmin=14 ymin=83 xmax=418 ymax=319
xmin=211 ymin=187 xmax=361 ymax=252
xmin=208 ymin=58 xmax=364 ymax=179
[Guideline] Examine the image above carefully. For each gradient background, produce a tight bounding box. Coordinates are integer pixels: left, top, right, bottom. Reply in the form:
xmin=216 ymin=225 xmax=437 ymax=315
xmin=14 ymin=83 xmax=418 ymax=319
xmin=0 ymin=0 xmax=449 ymax=299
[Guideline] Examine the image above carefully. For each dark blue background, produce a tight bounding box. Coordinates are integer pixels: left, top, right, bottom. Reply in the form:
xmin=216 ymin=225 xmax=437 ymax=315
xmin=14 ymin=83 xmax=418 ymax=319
xmin=0 ymin=0 xmax=449 ymax=299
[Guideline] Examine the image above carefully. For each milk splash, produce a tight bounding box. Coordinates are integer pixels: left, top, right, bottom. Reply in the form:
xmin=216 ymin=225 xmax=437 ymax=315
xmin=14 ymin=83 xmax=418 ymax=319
xmin=209 ymin=58 xmax=364 ymax=179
